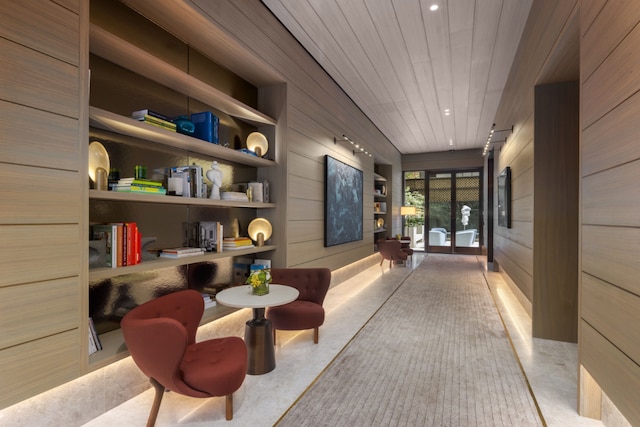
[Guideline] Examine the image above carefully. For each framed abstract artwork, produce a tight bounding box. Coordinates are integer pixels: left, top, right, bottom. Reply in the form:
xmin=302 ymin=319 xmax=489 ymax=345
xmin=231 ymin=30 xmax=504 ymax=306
xmin=324 ymin=155 xmax=363 ymax=246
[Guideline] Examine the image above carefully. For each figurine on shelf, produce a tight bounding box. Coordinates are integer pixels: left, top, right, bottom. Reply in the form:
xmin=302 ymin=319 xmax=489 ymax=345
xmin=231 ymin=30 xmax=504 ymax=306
xmin=206 ymin=161 xmax=223 ymax=200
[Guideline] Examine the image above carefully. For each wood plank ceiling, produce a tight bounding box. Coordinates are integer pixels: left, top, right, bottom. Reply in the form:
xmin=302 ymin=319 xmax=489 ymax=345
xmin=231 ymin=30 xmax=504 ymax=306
xmin=262 ymin=0 xmax=533 ymax=155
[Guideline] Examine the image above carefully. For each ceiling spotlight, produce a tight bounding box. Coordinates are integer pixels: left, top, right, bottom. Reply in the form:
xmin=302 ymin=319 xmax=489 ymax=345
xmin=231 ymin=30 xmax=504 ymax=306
xmin=430 ymin=4 xmax=439 ymax=11
xmin=444 ymin=108 xmax=450 ymax=116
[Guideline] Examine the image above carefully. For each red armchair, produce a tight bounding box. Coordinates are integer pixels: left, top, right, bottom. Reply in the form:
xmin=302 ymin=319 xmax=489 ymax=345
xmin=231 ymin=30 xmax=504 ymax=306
xmin=400 ymin=236 xmax=414 ymax=260
xmin=121 ymin=290 xmax=247 ymax=424
xmin=266 ymin=268 xmax=331 ymax=344
xmin=377 ymin=239 xmax=408 ymax=268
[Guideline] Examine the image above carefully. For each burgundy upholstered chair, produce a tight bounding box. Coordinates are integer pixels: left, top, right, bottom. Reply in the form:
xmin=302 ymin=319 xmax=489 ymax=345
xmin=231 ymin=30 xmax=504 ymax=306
xmin=121 ymin=290 xmax=247 ymax=425
xmin=376 ymin=239 xmax=408 ymax=268
xmin=400 ymin=236 xmax=414 ymax=261
xmin=266 ymin=268 xmax=331 ymax=344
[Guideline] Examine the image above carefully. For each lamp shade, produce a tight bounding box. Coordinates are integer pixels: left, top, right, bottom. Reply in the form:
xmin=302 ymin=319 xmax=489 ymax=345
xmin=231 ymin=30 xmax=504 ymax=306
xmin=246 ymin=132 xmax=268 ymax=156
xmin=400 ymin=206 xmax=417 ymax=216
xmin=88 ymin=140 xmax=110 ymax=182
xmin=248 ymin=218 xmax=272 ymax=246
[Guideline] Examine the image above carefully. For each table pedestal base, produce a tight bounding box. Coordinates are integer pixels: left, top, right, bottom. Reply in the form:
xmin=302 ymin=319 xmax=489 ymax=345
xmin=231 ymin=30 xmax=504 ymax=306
xmin=245 ymin=307 xmax=275 ymax=375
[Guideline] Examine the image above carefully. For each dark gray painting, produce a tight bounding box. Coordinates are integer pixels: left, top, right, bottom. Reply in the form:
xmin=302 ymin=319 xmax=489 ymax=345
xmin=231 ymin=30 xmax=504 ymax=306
xmin=325 ymin=155 xmax=363 ymax=246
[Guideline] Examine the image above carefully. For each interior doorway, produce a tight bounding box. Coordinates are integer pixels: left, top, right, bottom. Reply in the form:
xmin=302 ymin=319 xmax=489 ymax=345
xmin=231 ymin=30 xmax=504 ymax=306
xmin=404 ymin=170 xmax=482 ymax=254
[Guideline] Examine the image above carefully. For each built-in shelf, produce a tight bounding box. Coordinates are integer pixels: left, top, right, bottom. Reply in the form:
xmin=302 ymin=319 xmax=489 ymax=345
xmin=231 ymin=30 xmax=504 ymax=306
xmin=89 ymin=188 xmax=275 ymax=208
xmin=90 ymin=107 xmax=275 ymax=167
xmin=374 ymin=228 xmax=387 ymax=234
xmin=89 ymin=245 xmax=276 ymax=281
xmin=90 ymin=24 xmax=276 ymax=127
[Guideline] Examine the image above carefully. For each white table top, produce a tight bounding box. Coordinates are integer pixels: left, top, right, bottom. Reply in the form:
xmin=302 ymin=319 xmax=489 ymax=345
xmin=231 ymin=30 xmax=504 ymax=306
xmin=215 ymin=284 xmax=299 ymax=309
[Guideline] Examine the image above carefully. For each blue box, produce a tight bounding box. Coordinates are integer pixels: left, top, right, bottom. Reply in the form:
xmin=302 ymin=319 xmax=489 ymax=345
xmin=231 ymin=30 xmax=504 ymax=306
xmin=190 ymin=111 xmax=219 ymax=144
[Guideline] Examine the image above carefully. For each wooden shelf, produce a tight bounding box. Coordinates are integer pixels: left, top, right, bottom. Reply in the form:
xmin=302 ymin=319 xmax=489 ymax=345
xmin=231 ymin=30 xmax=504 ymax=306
xmin=90 ymin=107 xmax=276 ymax=167
xmin=90 ymin=24 xmax=276 ymax=127
xmin=374 ymin=228 xmax=387 ymax=234
xmin=89 ymin=245 xmax=276 ymax=281
xmin=89 ymin=188 xmax=275 ymax=208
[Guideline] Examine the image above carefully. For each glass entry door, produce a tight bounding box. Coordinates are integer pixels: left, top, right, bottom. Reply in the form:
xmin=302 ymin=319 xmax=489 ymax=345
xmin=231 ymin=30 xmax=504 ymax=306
xmin=427 ymin=171 xmax=481 ymax=254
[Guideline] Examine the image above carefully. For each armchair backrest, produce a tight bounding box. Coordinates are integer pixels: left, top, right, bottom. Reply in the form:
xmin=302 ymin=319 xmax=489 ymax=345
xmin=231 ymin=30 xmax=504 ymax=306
xmin=270 ymin=268 xmax=331 ymax=305
xmin=377 ymin=239 xmax=404 ymax=259
xmin=121 ymin=290 xmax=205 ymax=395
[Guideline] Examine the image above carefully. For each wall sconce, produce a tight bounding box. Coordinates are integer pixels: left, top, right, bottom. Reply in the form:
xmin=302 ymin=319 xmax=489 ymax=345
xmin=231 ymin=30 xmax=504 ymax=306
xmin=246 ymin=132 xmax=269 ymax=157
xmin=334 ymin=135 xmax=373 ymax=157
xmin=88 ymin=140 xmax=110 ymax=191
xmin=400 ymin=206 xmax=417 ymax=216
xmin=483 ymin=124 xmax=513 ymax=156
xmin=248 ymin=218 xmax=272 ymax=246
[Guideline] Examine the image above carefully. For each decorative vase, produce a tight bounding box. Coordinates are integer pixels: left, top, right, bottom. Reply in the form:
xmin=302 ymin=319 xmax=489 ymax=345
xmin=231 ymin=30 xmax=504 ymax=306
xmin=252 ymin=282 xmax=270 ymax=296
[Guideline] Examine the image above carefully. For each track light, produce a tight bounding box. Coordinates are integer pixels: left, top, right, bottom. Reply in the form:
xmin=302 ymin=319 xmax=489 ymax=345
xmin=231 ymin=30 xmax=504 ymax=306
xmin=334 ymin=135 xmax=373 ymax=157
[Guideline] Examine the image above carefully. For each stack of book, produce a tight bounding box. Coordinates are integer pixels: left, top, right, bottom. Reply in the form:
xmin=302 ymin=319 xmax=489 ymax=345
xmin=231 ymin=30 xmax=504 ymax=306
xmin=92 ymin=222 xmax=142 ymax=268
xmin=112 ymin=178 xmax=167 ymax=195
xmin=132 ymin=109 xmax=176 ymax=132
xmin=222 ymin=237 xmax=254 ymax=250
xmin=201 ymin=293 xmax=216 ymax=309
xmin=159 ymin=247 xmax=205 ymax=259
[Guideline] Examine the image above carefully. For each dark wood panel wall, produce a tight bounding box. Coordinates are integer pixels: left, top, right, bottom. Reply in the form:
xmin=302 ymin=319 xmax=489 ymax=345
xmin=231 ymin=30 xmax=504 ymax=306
xmin=533 ymin=81 xmax=579 ymax=343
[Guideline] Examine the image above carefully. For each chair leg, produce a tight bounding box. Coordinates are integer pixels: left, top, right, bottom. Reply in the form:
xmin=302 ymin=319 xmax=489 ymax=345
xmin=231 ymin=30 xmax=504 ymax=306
xmin=147 ymin=378 xmax=165 ymax=427
xmin=226 ymin=394 xmax=233 ymax=420
xmin=379 ymin=256 xmax=384 ymax=266
xmin=313 ymin=327 xmax=319 ymax=344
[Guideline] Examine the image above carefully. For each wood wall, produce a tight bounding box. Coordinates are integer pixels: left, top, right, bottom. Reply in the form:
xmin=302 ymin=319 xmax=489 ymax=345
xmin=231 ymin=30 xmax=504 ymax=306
xmin=123 ymin=0 xmax=402 ymax=271
xmin=0 ymin=0 xmax=88 ymax=408
xmin=494 ymin=0 xmax=640 ymax=423
xmin=579 ymin=1 xmax=640 ymax=424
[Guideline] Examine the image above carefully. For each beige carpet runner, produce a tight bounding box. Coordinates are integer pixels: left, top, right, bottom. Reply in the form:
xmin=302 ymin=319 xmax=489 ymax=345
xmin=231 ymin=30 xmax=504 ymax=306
xmin=277 ymin=254 xmax=543 ymax=426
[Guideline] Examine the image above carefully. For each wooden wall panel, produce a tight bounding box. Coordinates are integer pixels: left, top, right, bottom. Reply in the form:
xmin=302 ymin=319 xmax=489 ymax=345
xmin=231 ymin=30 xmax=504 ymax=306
xmin=582 ymin=90 xmax=640 ymax=177
xmin=0 ymin=225 xmax=80 ymax=288
xmin=0 ymin=0 xmax=79 ymax=66
xmin=581 ymin=322 xmax=640 ymax=426
xmin=0 ymin=278 xmax=79 ymax=349
xmin=582 ymin=161 xmax=640 ymax=227
xmin=533 ymin=82 xmax=579 ymax=342
xmin=582 ymin=225 xmax=640 ymax=296
xmin=0 ymin=38 xmax=79 ymax=119
xmin=1 ymin=101 xmax=80 ymax=171
xmin=582 ymin=273 xmax=640 ymax=366
xmin=582 ymin=21 xmax=640 ymax=127
xmin=0 ymin=165 xmax=80 ymax=225
xmin=0 ymin=330 xmax=80 ymax=409
xmin=579 ymin=2 xmax=640 ymax=422
xmin=581 ymin=1 xmax=640 ymax=79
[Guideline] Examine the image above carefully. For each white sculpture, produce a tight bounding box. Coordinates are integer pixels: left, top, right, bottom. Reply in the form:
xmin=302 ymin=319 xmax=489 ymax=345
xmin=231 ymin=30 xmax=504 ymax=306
xmin=461 ymin=205 xmax=471 ymax=229
xmin=206 ymin=161 xmax=223 ymax=200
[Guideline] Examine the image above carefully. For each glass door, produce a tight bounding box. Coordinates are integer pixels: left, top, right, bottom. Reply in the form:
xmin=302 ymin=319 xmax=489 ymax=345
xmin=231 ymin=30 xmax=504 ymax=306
xmin=426 ymin=170 xmax=482 ymax=254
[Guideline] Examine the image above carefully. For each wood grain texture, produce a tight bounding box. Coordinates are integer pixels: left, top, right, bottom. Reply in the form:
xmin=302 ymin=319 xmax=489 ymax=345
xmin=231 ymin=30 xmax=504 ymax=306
xmin=582 ymin=225 xmax=640 ymax=297
xmin=0 ymin=100 xmax=80 ymax=171
xmin=0 ymin=164 xmax=80 ymax=225
xmin=582 ymin=90 xmax=640 ymax=177
xmin=533 ymin=82 xmax=579 ymax=342
xmin=0 ymin=330 xmax=80 ymax=409
xmin=0 ymin=278 xmax=79 ymax=349
xmin=580 ymin=322 xmax=640 ymax=426
xmin=0 ymin=38 xmax=79 ymax=119
xmin=0 ymin=0 xmax=79 ymax=66
xmin=0 ymin=224 xmax=80 ymax=288
xmin=582 ymin=273 xmax=640 ymax=366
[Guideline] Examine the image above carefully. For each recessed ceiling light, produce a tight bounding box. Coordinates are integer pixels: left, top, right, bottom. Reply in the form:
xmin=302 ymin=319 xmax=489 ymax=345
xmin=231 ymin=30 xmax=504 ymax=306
xmin=444 ymin=108 xmax=450 ymax=116
xmin=430 ymin=4 xmax=439 ymax=11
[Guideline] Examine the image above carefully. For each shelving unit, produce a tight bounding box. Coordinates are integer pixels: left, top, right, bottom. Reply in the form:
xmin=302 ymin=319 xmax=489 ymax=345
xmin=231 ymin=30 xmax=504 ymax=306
xmin=86 ymin=14 xmax=281 ymax=370
xmin=374 ymin=173 xmax=388 ymax=240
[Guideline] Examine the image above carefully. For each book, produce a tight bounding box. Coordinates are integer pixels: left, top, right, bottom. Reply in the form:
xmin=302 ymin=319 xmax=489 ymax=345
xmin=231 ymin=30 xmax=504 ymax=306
xmin=223 ymin=237 xmax=254 ymax=247
xmin=201 ymin=293 xmax=217 ymax=309
xmin=131 ymin=108 xmax=173 ymax=123
xmin=159 ymin=248 xmax=205 ymax=258
xmin=92 ymin=224 xmax=117 ymax=268
xmin=191 ymin=111 xmax=219 ymax=143
xmin=88 ymin=317 xmax=102 ymax=351
xmin=162 ymin=247 xmax=205 ymax=255
xmin=118 ymin=178 xmax=163 ymax=187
